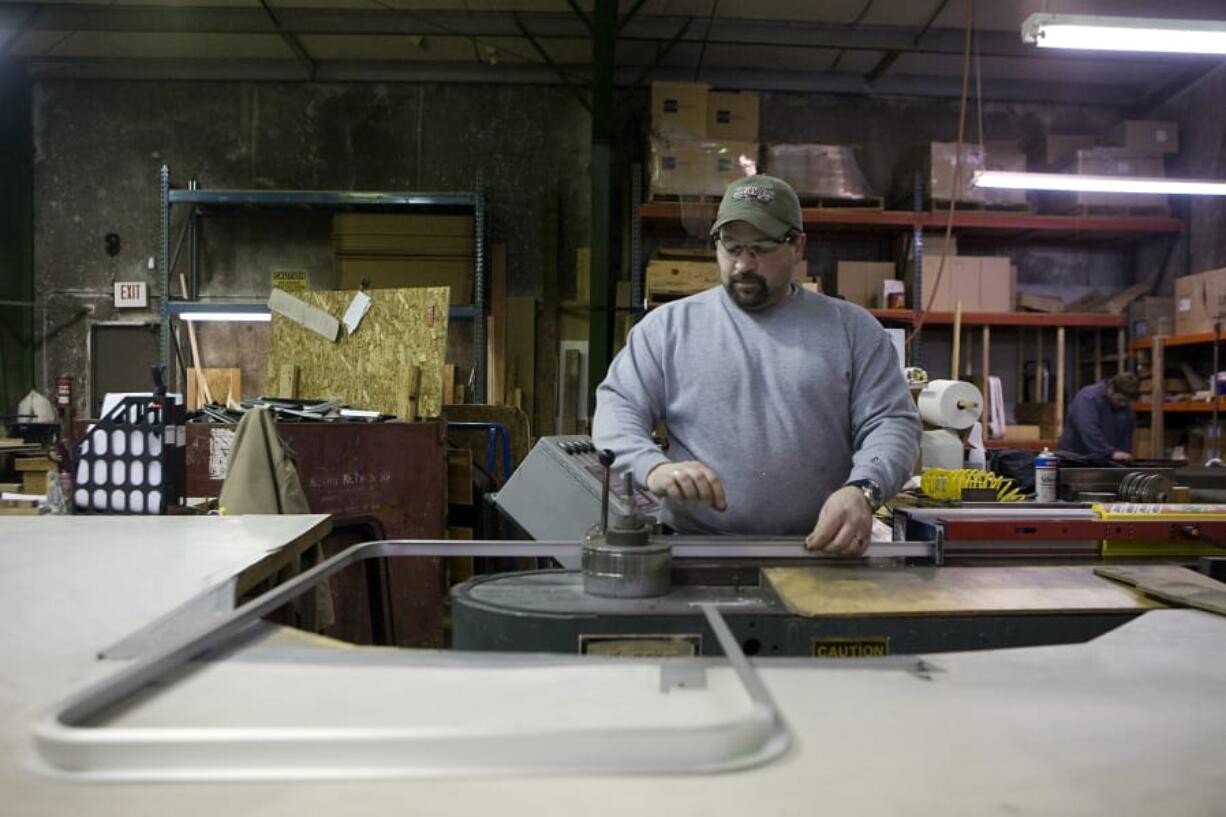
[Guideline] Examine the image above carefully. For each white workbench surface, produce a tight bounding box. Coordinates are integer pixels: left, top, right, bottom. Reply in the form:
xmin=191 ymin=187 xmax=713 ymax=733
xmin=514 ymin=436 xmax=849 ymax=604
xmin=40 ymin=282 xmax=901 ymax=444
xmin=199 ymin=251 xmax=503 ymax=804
xmin=4 ymin=517 xmax=1226 ymax=816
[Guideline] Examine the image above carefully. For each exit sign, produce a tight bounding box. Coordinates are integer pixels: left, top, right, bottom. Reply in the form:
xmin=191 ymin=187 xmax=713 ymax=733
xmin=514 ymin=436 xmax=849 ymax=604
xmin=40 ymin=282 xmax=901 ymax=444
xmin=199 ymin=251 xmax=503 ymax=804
xmin=114 ymin=281 xmax=147 ymax=308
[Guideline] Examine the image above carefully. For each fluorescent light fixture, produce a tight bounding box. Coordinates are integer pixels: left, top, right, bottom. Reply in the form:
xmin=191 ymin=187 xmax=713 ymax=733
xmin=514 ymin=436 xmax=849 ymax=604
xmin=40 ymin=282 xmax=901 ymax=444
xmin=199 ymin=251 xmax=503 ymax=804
xmin=973 ymin=170 xmax=1226 ymax=196
xmin=1022 ymin=13 xmax=1226 ymax=55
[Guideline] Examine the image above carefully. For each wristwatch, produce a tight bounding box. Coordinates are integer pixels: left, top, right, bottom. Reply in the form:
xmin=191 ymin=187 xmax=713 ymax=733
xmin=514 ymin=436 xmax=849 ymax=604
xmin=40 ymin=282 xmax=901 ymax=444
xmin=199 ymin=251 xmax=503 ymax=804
xmin=845 ymin=479 xmax=884 ymax=512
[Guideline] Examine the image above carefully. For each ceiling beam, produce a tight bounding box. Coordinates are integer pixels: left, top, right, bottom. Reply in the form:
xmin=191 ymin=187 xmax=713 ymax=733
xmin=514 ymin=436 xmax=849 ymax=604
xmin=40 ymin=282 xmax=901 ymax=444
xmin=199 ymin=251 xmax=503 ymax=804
xmin=257 ymin=0 xmax=316 ymax=80
xmin=865 ymin=0 xmax=950 ymax=83
xmin=3 ymin=4 xmax=1208 ymax=67
xmin=20 ymin=57 xmax=1137 ymax=106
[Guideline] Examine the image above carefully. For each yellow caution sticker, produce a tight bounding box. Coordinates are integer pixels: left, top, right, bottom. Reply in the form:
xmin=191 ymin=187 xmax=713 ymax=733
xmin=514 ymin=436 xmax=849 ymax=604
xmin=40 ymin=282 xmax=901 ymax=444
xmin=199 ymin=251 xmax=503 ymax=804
xmin=812 ymin=637 xmax=890 ymax=659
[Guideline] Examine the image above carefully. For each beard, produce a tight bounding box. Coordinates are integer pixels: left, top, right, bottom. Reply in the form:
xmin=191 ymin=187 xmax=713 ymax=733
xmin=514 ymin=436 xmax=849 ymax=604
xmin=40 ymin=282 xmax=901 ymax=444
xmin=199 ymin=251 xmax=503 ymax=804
xmin=724 ymin=271 xmax=772 ymax=311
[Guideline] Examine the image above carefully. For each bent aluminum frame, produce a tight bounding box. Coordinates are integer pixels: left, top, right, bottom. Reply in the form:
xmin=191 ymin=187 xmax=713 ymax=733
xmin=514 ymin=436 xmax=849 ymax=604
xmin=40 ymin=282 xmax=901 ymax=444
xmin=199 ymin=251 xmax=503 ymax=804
xmin=33 ymin=538 xmax=822 ymax=781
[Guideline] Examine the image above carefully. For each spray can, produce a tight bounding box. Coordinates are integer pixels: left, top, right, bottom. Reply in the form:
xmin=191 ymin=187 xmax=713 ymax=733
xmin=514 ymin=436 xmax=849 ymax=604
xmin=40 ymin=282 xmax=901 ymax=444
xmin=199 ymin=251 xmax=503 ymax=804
xmin=1035 ymin=446 xmax=1058 ymax=503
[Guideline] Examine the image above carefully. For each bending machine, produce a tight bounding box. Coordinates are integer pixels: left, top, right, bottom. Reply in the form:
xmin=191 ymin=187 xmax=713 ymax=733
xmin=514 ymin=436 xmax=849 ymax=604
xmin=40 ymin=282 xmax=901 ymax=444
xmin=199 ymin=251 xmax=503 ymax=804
xmin=471 ymin=436 xmax=1226 ymax=658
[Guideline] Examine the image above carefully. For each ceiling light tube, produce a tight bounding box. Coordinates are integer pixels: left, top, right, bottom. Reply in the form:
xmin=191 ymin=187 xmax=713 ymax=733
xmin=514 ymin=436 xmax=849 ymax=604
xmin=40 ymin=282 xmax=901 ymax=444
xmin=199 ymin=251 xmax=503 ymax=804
xmin=973 ymin=171 xmax=1226 ymax=196
xmin=1022 ymin=13 xmax=1226 ymax=55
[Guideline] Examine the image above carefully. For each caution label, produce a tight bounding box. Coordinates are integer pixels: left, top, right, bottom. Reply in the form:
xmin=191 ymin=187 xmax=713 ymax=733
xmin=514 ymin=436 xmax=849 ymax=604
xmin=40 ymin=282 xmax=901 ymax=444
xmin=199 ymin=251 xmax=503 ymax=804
xmin=812 ymin=637 xmax=890 ymax=659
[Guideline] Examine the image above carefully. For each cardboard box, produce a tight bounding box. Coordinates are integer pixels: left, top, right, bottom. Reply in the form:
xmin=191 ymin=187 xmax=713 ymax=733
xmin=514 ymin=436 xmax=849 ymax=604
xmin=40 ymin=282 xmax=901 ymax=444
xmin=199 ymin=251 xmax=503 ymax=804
xmin=706 ymin=91 xmax=759 ymax=142
xmin=1109 ymin=120 xmax=1179 ymax=154
xmin=646 ymin=259 xmax=719 ymax=294
xmin=978 ymin=257 xmax=1014 ymax=313
xmin=1003 ymin=425 xmax=1041 ymax=441
xmin=648 ymin=136 xmax=759 ymax=198
xmin=1175 ymin=267 xmax=1226 ymax=336
xmin=1072 ymin=147 xmax=1167 ymax=208
xmin=333 ymin=234 xmax=473 ymax=256
xmin=712 ymin=140 xmax=760 ymax=190
xmin=1015 ymin=403 xmax=1060 ymax=439
xmin=333 ymin=214 xmax=473 ymax=236
xmin=651 ymin=81 xmax=708 ymax=138
xmin=837 ymin=261 xmax=895 ymax=308
xmin=648 ymin=137 xmax=709 ymax=196
xmin=1044 ymin=134 xmax=1099 ymax=167
xmin=923 ymin=142 xmax=1026 ymax=206
xmin=335 ymin=257 xmax=474 ymax=304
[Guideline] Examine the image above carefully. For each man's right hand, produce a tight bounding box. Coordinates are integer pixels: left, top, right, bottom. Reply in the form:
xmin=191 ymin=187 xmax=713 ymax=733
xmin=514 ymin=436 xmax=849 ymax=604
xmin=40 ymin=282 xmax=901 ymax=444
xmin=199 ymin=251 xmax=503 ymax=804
xmin=646 ymin=461 xmax=727 ymax=511
xmin=1112 ymin=451 xmax=1134 ymax=462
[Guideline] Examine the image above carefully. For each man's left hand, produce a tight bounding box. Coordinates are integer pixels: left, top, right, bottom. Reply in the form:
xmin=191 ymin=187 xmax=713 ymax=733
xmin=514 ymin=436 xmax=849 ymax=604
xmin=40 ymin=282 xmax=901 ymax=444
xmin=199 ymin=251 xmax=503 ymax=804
xmin=805 ymin=486 xmax=873 ymax=556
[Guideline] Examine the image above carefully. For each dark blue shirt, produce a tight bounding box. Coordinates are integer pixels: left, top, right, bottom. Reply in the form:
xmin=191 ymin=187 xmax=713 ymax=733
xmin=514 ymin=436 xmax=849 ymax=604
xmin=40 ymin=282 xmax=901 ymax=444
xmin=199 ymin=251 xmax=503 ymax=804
xmin=1057 ymin=382 xmax=1134 ymax=458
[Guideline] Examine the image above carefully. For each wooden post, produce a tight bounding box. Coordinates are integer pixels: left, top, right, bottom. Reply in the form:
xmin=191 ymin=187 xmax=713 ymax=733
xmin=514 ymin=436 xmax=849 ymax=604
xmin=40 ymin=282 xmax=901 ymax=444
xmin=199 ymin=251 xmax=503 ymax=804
xmin=1152 ymin=337 xmax=1165 ymax=457
xmin=560 ymin=349 xmax=581 ymax=434
xmin=1117 ymin=327 xmax=1126 ymax=374
xmin=1056 ymin=327 xmax=1066 ymax=439
xmin=442 ymin=363 xmax=456 ymax=406
xmin=1094 ymin=330 xmax=1103 ymax=384
xmin=487 ymin=243 xmax=508 ymax=404
xmin=1015 ymin=329 xmax=1025 ymax=409
xmin=399 ymin=365 xmax=422 ymax=421
xmin=951 ymin=301 xmax=962 ymax=380
xmin=1072 ymin=330 xmax=1081 ymax=394
xmin=982 ymin=325 xmax=991 ymax=431
xmin=1036 ymin=328 xmax=1044 ymax=402
xmin=277 ymin=364 xmax=300 ymax=399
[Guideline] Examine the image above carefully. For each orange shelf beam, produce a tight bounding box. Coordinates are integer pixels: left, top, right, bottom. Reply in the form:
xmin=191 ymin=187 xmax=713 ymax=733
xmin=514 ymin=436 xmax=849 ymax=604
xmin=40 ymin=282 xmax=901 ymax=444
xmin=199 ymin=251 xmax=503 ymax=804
xmin=637 ymin=202 xmax=1185 ymax=237
xmin=870 ymin=310 xmax=1126 ymax=328
xmin=1134 ymin=399 xmax=1226 ymax=413
xmin=1130 ymin=329 xmax=1226 ymax=351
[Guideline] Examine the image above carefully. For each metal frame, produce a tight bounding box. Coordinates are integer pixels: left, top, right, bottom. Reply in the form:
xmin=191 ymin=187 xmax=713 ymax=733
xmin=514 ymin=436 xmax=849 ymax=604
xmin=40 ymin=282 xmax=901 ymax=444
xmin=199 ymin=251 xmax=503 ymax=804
xmin=157 ymin=165 xmax=489 ymax=401
xmin=34 ymin=538 xmax=791 ymax=781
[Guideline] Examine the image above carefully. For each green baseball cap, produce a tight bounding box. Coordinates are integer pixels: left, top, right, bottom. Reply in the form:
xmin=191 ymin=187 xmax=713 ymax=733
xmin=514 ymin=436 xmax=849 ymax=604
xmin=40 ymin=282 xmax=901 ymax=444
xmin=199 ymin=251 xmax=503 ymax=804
xmin=709 ymin=174 xmax=803 ymax=239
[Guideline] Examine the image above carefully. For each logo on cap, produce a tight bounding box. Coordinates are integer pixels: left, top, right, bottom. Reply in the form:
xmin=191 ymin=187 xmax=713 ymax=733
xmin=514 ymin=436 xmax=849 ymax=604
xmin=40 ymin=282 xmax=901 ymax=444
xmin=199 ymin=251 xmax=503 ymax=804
xmin=732 ymin=184 xmax=775 ymax=203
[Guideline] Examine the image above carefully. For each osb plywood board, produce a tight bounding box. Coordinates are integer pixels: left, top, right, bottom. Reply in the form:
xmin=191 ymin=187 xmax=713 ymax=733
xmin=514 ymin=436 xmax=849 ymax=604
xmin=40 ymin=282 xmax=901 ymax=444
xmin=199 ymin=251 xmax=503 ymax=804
xmin=266 ymin=287 xmax=450 ymax=419
xmin=763 ymin=565 xmax=1164 ymax=618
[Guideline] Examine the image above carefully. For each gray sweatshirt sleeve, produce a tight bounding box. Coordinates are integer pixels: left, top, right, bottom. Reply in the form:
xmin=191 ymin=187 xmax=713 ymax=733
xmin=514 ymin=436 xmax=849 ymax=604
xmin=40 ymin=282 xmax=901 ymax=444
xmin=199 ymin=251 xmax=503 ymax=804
xmin=591 ymin=319 xmax=672 ymax=488
xmin=844 ymin=315 xmax=922 ymax=497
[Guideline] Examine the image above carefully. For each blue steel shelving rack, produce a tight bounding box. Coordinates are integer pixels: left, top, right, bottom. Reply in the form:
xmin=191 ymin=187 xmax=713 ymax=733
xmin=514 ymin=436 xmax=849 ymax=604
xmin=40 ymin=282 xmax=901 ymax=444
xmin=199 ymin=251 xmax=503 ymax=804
xmin=158 ymin=164 xmax=487 ymax=401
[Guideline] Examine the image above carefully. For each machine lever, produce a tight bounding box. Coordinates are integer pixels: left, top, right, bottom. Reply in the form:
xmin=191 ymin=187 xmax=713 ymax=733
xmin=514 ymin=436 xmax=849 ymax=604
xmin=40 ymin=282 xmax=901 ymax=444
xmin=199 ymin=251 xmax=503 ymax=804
xmin=598 ymin=449 xmax=615 ymax=533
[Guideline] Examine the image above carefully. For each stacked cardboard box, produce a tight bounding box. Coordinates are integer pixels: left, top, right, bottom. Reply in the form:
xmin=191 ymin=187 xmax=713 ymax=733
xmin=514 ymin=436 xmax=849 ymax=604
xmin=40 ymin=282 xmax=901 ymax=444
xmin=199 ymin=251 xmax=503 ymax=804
xmin=1107 ymin=120 xmax=1179 ymax=154
xmin=1131 ymin=296 xmax=1175 ymax=339
xmin=905 ymin=255 xmax=1014 ymax=312
xmin=332 ymin=214 xmax=475 ymax=304
xmin=648 ymin=82 xmax=760 ymax=199
xmin=764 ymin=144 xmax=875 ymax=201
xmin=1070 ymin=147 xmax=1167 ymax=209
xmin=836 ymin=262 xmax=895 ymax=308
xmin=1175 ymin=267 xmax=1226 ymax=336
xmin=926 ymin=143 xmax=1026 ymax=207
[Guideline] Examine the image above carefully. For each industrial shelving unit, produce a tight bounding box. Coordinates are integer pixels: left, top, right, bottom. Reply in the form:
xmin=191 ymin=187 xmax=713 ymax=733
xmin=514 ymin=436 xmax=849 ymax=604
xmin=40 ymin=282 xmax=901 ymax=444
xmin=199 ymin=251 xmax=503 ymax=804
xmin=1128 ymin=329 xmax=1225 ymax=460
xmin=634 ymin=197 xmax=1180 ymax=447
xmin=157 ymin=165 xmax=489 ymax=402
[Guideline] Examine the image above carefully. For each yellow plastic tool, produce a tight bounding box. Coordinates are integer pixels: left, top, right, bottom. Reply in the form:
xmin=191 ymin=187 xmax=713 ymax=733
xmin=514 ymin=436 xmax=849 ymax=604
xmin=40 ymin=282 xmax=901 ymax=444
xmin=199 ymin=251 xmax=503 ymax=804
xmin=920 ymin=469 xmax=1024 ymax=502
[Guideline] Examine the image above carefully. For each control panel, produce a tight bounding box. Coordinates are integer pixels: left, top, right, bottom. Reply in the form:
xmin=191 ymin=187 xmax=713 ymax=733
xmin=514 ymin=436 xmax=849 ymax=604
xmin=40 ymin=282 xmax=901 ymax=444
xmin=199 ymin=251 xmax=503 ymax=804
xmin=492 ymin=435 xmax=662 ymax=564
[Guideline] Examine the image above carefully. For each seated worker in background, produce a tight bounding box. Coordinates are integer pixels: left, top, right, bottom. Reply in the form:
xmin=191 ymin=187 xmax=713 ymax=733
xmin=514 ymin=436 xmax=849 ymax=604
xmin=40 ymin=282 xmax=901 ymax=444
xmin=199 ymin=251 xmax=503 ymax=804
xmin=1057 ymin=371 xmax=1141 ymax=462
xmin=592 ymin=174 xmax=921 ymax=556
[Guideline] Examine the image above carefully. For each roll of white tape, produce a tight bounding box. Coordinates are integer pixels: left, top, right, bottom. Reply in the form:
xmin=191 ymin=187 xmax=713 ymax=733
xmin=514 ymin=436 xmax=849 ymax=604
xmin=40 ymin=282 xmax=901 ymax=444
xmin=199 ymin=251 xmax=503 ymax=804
xmin=917 ymin=379 xmax=983 ymax=430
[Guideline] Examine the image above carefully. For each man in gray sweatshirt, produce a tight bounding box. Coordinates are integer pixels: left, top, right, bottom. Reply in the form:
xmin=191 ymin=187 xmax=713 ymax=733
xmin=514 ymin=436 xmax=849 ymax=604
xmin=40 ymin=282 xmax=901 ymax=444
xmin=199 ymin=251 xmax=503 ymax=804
xmin=592 ymin=174 xmax=920 ymax=555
